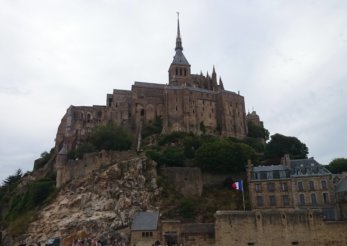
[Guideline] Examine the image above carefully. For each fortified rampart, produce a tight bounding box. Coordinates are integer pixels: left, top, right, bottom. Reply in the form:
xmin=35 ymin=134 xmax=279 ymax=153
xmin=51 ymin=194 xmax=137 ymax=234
xmin=215 ymin=210 xmax=347 ymax=246
xmin=56 ymin=150 xmax=141 ymax=188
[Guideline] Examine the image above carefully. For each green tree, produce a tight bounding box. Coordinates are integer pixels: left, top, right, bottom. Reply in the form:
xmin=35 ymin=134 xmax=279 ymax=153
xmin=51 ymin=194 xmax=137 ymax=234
xmin=33 ymin=148 xmax=55 ymax=170
xmin=327 ymin=158 xmax=347 ymax=174
xmin=142 ymin=116 xmax=163 ymax=138
xmin=265 ymin=133 xmax=308 ymax=161
xmin=3 ymin=169 xmax=22 ymax=187
xmin=90 ymin=123 xmax=132 ymax=151
xmin=247 ymin=121 xmax=270 ymax=140
xmin=195 ymin=140 xmax=256 ymax=173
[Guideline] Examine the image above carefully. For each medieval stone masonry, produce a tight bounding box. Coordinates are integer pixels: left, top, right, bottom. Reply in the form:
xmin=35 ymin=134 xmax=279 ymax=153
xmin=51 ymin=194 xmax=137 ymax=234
xmin=54 ymin=17 xmax=250 ymax=154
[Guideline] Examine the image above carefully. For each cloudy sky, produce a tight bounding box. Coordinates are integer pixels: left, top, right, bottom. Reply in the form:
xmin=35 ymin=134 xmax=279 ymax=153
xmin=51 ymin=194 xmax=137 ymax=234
xmin=1 ymin=0 xmax=347 ymax=182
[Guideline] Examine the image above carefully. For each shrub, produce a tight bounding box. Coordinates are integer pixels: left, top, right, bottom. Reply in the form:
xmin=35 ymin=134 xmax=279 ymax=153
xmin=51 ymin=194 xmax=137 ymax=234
xmin=179 ymin=198 xmax=196 ymax=219
xmin=33 ymin=148 xmax=54 ymax=170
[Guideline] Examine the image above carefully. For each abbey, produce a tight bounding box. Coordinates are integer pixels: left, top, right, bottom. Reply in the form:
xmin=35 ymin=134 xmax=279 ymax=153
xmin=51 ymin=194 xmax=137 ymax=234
xmin=55 ymin=17 xmax=256 ymax=152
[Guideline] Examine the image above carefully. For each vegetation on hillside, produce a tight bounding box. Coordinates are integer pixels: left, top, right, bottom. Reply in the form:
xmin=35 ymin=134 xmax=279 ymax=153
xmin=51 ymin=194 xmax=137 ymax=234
xmin=33 ymin=148 xmax=55 ymax=170
xmin=68 ymin=123 xmax=133 ymax=159
xmin=0 ymin=169 xmax=57 ymax=237
xmin=145 ymin=132 xmax=258 ymax=173
xmin=247 ymin=121 xmax=269 ymax=140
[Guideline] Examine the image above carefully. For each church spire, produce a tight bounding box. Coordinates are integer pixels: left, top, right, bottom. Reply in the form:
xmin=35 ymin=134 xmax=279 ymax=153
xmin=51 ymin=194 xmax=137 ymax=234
xmin=175 ymin=12 xmax=183 ymax=51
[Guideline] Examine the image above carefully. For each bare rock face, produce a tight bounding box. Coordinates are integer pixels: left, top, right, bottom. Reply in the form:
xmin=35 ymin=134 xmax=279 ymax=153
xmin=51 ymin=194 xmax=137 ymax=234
xmin=22 ymin=153 xmax=160 ymax=245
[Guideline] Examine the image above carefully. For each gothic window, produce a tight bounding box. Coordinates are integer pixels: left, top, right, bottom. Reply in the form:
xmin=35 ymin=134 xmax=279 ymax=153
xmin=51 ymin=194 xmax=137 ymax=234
xmin=311 ymin=193 xmax=317 ymax=205
xmin=283 ymin=195 xmax=290 ymax=206
xmin=299 ymin=194 xmax=305 ymax=205
xmin=184 ymin=69 xmax=187 ymax=76
xmin=269 ymin=195 xmax=276 ymax=206
xmin=256 ymin=196 xmax=263 ymax=207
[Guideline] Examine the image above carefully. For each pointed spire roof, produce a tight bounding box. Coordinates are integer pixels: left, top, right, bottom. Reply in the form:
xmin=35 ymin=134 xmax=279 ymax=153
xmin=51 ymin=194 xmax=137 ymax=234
xmin=212 ymin=65 xmax=216 ymax=75
xmin=172 ymin=12 xmax=190 ymax=66
xmin=175 ymin=13 xmax=183 ymax=51
xmin=219 ymin=76 xmax=224 ymax=89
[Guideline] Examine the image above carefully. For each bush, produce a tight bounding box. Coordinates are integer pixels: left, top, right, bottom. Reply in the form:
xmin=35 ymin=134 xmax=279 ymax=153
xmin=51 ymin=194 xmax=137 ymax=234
xmin=34 ymin=148 xmax=54 ymax=170
xmin=67 ymin=123 xmax=133 ymax=159
xmin=179 ymin=198 xmax=196 ymax=219
xmin=90 ymin=123 xmax=133 ymax=151
xmin=142 ymin=116 xmax=163 ymax=138
xmin=195 ymin=140 xmax=256 ymax=173
xmin=146 ymin=148 xmax=185 ymax=167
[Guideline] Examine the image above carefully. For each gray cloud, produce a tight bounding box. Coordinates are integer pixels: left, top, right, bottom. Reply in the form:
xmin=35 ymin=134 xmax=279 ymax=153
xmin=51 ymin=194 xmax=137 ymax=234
xmin=1 ymin=0 xmax=347 ymax=181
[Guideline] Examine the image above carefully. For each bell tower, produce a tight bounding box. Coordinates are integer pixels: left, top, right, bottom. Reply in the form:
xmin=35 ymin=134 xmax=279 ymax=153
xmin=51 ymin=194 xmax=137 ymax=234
xmin=168 ymin=13 xmax=191 ymax=85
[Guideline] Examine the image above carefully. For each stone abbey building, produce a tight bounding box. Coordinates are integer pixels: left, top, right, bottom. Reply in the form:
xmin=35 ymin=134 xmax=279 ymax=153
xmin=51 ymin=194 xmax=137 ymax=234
xmin=55 ymin=17 xmax=256 ymax=152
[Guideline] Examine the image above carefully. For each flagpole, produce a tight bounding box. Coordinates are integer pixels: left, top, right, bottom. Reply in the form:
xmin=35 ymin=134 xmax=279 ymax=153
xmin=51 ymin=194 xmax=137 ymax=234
xmin=241 ymin=180 xmax=245 ymax=211
xmin=242 ymin=187 xmax=245 ymax=211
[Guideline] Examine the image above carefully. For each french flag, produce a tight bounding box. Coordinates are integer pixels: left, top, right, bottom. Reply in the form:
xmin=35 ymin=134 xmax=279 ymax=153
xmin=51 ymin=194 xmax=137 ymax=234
xmin=231 ymin=180 xmax=243 ymax=191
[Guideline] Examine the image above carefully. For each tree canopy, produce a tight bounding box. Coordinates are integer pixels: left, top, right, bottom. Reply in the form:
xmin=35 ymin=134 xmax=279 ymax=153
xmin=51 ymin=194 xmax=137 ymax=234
xmin=326 ymin=158 xmax=347 ymax=174
xmin=195 ymin=140 xmax=256 ymax=173
xmin=265 ymin=133 xmax=308 ymax=161
xmin=247 ymin=121 xmax=269 ymax=141
xmin=68 ymin=123 xmax=133 ymax=159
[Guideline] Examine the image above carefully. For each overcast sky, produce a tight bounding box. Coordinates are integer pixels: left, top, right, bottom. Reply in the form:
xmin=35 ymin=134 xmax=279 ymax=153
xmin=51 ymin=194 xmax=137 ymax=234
xmin=1 ymin=0 xmax=347 ymax=182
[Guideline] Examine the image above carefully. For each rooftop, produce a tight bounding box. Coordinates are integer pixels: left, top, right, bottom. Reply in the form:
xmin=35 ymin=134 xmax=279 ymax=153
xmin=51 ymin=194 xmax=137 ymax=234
xmin=131 ymin=211 xmax=159 ymax=231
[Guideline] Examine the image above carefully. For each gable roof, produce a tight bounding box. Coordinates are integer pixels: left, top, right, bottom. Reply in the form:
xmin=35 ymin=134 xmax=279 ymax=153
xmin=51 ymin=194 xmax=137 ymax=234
xmin=131 ymin=211 xmax=159 ymax=231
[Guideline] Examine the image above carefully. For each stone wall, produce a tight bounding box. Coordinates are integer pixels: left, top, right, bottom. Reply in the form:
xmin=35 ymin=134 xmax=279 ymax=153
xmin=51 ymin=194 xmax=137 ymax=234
xmin=56 ymin=150 xmax=137 ymax=188
xmin=215 ymin=210 xmax=347 ymax=246
xmin=161 ymin=167 xmax=203 ymax=197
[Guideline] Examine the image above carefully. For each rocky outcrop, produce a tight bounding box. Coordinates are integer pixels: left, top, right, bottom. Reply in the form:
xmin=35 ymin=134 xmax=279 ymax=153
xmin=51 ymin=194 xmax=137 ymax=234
xmin=20 ymin=152 xmax=160 ymax=245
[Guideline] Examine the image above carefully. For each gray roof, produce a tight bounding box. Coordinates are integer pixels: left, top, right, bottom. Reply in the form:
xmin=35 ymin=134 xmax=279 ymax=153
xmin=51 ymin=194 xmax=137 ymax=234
xmin=253 ymin=165 xmax=288 ymax=172
xmin=290 ymin=158 xmax=331 ymax=176
xmin=172 ymin=50 xmax=190 ymax=65
xmin=134 ymin=81 xmax=166 ymax=88
xmin=336 ymin=176 xmax=347 ymax=193
xmin=131 ymin=211 xmax=159 ymax=231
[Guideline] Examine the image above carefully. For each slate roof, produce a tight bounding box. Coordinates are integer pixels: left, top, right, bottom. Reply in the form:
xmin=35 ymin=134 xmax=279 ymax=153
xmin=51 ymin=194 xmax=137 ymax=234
xmin=172 ymin=50 xmax=190 ymax=65
xmin=253 ymin=165 xmax=288 ymax=172
xmin=290 ymin=158 xmax=331 ymax=176
xmin=335 ymin=176 xmax=347 ymax=193
xmin=134 ymin=82 xmax=166 ymax=88
xmin=131 ymin=211 xmax=159 ymax=231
